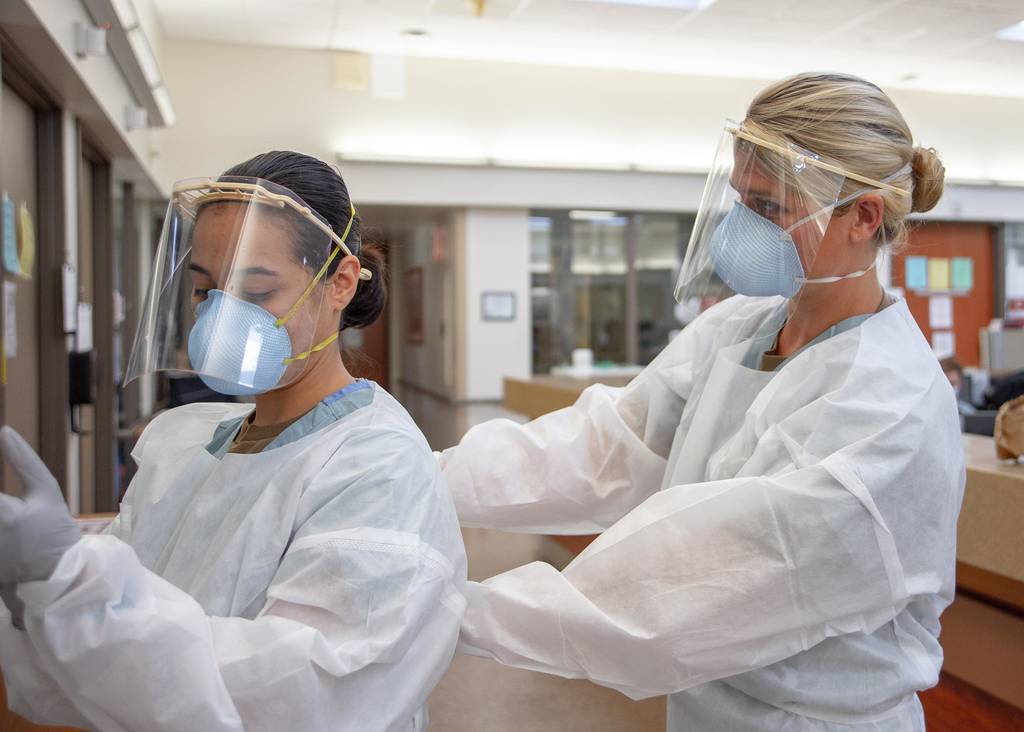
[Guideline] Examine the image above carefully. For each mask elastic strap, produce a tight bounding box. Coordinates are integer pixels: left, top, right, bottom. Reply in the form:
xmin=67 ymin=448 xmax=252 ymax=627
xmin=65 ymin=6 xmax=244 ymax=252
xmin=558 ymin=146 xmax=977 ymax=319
xmin=283 ymin=331 xmax=340 ymax=365
xmin=275 ymin=202 xmax=358 ymax=328
xmin=789 ymin=163 xmax=910 ymax=285
xmin=797 ymin=259 xmax=877 ymax=285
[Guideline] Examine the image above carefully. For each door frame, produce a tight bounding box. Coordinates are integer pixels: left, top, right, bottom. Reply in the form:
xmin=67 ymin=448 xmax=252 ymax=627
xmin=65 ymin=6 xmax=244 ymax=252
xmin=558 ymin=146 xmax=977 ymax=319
xmin=80 ymin=134 xmax=116 ymax=512
xmin=0 ymin=34 xmax=68 ymax=485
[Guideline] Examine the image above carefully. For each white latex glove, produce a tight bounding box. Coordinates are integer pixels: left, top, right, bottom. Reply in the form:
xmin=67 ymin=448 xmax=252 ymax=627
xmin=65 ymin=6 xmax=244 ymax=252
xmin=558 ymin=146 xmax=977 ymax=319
xmin=0 ymin=427 xmax=80 ymax=627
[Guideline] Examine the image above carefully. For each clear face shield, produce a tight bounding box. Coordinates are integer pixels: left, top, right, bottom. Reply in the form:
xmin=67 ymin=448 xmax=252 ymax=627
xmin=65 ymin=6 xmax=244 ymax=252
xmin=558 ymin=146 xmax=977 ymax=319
xmin=675 ymin=121 xmax=907 ymax=309
xmin=125 ymin=177 xmax=371 ymax=396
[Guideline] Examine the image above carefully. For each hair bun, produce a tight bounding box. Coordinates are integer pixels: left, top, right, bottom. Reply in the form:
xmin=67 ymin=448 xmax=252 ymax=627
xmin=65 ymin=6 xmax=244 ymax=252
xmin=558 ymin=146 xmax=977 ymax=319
xmin=342 ymin=232 xmax=389 ymax=331
xmin=910 ymin=146 xmax=945 ymax=213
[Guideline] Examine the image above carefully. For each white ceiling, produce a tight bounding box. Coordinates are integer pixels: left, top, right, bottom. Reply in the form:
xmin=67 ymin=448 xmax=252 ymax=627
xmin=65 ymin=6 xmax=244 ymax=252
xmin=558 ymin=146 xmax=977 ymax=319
xmin=152 ymin=0 xmax=1024 ymax=98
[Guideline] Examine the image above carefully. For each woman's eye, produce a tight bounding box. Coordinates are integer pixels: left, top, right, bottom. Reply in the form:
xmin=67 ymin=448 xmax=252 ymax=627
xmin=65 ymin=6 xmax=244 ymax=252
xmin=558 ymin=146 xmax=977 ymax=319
xmin=243 ymin=291 xmax=273 ymax=304
xmin=193 ymin=288 xmax=210 ymax=301
xmin=754 ymin=200 xmax=782 ymax=218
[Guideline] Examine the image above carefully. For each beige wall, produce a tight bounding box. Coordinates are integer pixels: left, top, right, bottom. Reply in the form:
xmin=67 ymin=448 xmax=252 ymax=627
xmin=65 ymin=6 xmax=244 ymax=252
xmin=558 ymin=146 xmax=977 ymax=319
xmin=462 ymin=208 xmax=531 ymax=401
xmin=158 ymin=38 xmax=1024 ymax=198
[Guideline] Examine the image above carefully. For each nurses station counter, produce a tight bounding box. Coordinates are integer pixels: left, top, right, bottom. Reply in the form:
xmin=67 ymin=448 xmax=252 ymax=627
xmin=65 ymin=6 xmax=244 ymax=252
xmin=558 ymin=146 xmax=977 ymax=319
xmin=504 ymin=376 xmax=1024 ymax=713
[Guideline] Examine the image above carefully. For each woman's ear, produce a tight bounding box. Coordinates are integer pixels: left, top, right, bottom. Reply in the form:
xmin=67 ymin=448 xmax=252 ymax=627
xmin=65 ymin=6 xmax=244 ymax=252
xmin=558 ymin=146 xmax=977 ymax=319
xmin=848 ymin=193 xmax=885 ymax=244
xmin=326 ymin=255 xmax=361 ymax=311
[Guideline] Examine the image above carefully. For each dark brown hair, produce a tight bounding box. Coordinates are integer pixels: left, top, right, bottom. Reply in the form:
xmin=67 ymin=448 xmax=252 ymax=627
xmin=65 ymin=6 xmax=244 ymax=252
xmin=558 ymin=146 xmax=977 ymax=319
xmin=222 ymin=151 xmax=388 ymax=330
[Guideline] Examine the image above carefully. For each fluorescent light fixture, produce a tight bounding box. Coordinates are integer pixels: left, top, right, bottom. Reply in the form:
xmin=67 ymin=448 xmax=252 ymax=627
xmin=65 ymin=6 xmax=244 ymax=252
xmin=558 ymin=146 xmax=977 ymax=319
xmin=127 ymin=27 xmax=161 ymax=87
xmin=632 ymin=162 xmax=699 ymax=174
xmin=569 ymin=210 xmax=619 ymax=220
xmin=334 ymin=151 xmax=701 ymax=174
xmin=570 ymin=0 xmax=717 ymax=8
xmin=996 ymin=21 xmax=1024 ymax=41
xmin=337 ymin=151 xmax=490 ymax=166
xmin=110 ymin=0 xmax=139 ymax=29
xmin=153 ymin=85 xmax=176 ymax=126
xmin=492 ymin=157 xmax=631 ymax=171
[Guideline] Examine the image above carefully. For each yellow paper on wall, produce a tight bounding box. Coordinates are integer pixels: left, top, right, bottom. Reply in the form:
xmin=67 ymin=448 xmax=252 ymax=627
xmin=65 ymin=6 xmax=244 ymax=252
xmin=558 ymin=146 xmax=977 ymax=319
xmin=928 ymin=258 xmax=950 ymax=291
xmin=17 ymin=202 xmax=35 ymax=280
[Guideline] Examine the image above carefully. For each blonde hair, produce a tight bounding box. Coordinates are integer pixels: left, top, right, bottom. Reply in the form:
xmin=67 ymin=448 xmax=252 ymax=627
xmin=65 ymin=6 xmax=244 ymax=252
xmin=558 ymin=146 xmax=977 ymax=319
xmin=744 ymin=72 xmax=945 ymax=249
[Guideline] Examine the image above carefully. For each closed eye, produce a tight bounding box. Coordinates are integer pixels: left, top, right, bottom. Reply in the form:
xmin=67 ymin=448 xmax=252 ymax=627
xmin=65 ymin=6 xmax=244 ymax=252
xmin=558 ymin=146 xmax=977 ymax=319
xmin=242 ymin=291 xmax=274 ymax=304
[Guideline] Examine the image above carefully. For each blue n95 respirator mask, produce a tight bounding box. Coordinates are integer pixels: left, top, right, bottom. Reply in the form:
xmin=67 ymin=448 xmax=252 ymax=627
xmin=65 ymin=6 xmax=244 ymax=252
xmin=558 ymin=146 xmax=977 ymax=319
xmin=188 ymin=290 xmax=300 ymax=396
xmin=124 ymin=177 xmax=373 ymax=395
xmin=708 ymin=200 xmax=879 ymax=299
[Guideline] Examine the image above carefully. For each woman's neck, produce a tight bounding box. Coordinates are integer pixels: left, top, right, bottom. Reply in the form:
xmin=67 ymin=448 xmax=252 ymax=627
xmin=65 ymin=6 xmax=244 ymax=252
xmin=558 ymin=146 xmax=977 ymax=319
xmin=251 ymin=348 xmax=354 ymax=426
xmin=775 ymin=274 xmax=884 ymax=358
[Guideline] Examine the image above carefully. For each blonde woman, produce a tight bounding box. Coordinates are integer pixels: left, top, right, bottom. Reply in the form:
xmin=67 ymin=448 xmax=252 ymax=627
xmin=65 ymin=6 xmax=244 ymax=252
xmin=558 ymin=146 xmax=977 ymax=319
xmin=440 ymin=73 xmax=961 ymax=730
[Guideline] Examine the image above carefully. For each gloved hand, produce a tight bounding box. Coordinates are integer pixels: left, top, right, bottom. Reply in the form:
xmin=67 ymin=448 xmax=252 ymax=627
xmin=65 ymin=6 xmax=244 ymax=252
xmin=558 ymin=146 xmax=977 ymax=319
xmin=0 ymin=427 xmax=80 ymax=590
xmin=0 ymin=584 xmax=25 ymax=629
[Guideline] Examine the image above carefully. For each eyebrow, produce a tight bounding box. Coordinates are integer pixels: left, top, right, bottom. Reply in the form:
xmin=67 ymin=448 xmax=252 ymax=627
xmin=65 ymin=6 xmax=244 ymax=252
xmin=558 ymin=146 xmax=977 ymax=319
xmin=188 ymin=263 xmax=281 ymax=278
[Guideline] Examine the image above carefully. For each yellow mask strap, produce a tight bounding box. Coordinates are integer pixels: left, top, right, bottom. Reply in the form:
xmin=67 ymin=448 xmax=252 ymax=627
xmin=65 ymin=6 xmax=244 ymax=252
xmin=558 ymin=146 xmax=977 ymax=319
xmin=275 ymin=201 xmax=358 ymax=328
xmin=283 ymin=331 xmax=340 ymax=365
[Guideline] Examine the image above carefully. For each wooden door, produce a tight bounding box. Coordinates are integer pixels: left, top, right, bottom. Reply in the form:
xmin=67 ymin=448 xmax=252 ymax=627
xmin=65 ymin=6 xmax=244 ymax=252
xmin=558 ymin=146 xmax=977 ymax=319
xmin=0 ymin=83 xmax=40 ymax=493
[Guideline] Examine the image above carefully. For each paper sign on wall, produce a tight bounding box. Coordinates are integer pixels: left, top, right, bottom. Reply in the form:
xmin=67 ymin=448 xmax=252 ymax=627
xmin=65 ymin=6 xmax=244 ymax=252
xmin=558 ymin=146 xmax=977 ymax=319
xmin=76 ymin=302 xmax=93 ymax=353
xmin=929 ymin=295 xmax=954 ymax=329
xmin=928 ymin=258 xmax=951 ymax=291
xmin=62 ymin=263 xmax=78 ymax=333
xmin=17 ymin=203 xmax=35 ymax=279
xmin=905 ymin=256 xmax=928 ymax=289
xmin=951 ymin=257 xmax=973 ymax=291
xmin=2 ymin=194 xmax=20 ymax=276
xmin=931 ymin=330 xmax=956 ymax=359
xmin=3 ymin=280 xmax=17 ymax=358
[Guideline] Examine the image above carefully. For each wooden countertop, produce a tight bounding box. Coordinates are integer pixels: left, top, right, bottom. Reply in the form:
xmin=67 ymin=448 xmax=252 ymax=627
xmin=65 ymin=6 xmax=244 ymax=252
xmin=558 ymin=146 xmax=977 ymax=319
xmin=958 ymin=435 xmax=1024 ymax=609
xmin=503 ymin=375 xmax=635 ymax=421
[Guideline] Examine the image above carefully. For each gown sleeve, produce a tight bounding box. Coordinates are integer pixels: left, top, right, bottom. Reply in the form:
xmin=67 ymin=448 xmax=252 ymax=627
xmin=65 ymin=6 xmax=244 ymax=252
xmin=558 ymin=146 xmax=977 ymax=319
xmin=439 ymin=300 xmax=744 ymax=533
xmin=456 ymin=370 xmax=964 ymax=699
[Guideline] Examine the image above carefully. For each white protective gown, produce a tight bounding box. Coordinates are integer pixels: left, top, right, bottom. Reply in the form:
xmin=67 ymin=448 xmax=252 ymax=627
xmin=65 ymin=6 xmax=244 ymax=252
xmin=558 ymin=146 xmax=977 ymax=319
xmin=441 ymin=295 xmax=964 ymax=731
xmin=0 ymin=383 xmax=467 ymax=732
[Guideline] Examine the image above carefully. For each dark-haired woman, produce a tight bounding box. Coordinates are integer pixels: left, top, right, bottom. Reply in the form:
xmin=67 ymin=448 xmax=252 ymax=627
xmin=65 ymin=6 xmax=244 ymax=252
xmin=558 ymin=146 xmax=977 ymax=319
xmin=0 ymin=152 xmax=466 ymax=732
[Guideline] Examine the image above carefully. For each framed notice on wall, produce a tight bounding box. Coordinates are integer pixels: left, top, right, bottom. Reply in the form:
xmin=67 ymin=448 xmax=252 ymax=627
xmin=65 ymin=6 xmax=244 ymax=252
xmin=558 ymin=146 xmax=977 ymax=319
xmin=405 ymin=267 xmax=423 ymax=345
xmin=481 ymin=291 xmax=516 ymax=321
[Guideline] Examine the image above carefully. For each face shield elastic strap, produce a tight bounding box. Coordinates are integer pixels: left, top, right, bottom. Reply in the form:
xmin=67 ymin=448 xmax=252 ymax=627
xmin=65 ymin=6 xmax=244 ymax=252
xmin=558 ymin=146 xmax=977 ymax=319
xmin=789 ymin=163 xmax=912 ymax=286
xmin=275 ymin=201 xmax=358 ymax=364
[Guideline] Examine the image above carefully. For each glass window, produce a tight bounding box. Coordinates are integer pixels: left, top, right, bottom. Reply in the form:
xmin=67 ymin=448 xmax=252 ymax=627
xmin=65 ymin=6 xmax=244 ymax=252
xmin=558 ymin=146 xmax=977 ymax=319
xmin=635 ymin=214 xmax=694 ymax=365
xmin=530 ymin=210 xmax=695 ymax=374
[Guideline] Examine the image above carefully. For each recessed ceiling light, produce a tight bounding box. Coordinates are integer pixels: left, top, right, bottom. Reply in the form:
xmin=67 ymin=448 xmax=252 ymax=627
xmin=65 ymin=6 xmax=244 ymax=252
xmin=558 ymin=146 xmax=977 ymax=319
xmin=900 ymin=73 xmax=919 ymax=82
xmin=401 ymin=28 xmax=430 ymax=37
xmin=571 ymin=0 xmax=717 ymax=9
xmin=996 ymin=20 xmax=1024 ymax=42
